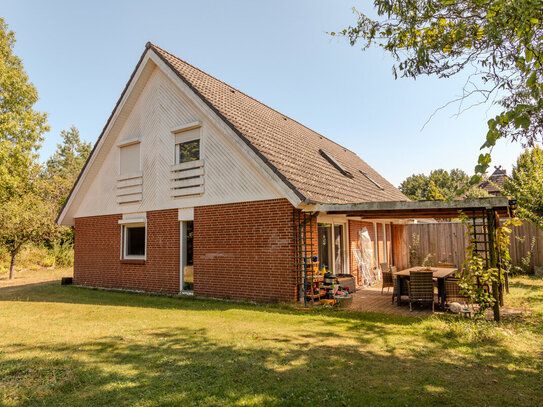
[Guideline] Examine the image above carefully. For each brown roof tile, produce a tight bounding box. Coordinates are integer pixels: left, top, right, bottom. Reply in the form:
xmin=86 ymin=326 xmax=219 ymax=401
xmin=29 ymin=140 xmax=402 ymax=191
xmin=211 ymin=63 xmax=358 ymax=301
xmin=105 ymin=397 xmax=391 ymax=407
xmin=149 ymin=43 xmax=408 ymax=204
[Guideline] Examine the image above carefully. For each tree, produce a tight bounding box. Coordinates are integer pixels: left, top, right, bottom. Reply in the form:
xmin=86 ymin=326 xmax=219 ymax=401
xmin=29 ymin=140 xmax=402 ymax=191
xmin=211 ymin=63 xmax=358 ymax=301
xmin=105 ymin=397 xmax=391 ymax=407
xmin=44 ymin=126 xmax=91 ymax=208
xmin=0 ymin=18 xmax=51 ymax=278
xmin=464 ymin=187 xmax=492 ymax=198
xmin=399 ymin=168 xmax=468 ymax=200
xmin=0 ymin=193 xmax=58 ymax=279
xmin=0 ymin=18 xmax=48 ymax=202
xmin=426 ymin=180 xmax=445 ymax=200
xmin=504 ymin=146 xmax=543 ymax=228
xmin=333 ymin=1 xmax=543 ymax=187
xmin=399 ymin=173 xmax=427 ymax=200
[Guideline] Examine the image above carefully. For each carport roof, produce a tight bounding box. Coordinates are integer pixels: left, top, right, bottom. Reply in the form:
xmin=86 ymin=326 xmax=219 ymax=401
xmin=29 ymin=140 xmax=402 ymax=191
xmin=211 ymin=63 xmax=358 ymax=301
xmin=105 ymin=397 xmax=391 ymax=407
xmin=303 ymin=197 xmax=516 ymax=219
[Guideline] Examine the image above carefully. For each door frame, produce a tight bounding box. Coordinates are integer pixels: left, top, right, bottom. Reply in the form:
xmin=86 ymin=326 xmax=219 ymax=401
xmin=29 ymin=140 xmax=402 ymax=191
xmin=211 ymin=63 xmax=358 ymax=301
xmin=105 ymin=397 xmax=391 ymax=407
xmin=178 ymin=208 xmax=195 ymax=295
xmin=317 ymin=214 xmax=349 ymax=275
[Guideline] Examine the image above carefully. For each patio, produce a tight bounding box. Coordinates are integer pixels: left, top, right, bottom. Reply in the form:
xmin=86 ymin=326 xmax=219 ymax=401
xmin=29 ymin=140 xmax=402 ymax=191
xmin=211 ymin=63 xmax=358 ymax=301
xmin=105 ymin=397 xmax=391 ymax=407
xmin=298 ymin=197 xmax=517 ymax=321
xmin=346 ymin=282 xmax=435 ymax=317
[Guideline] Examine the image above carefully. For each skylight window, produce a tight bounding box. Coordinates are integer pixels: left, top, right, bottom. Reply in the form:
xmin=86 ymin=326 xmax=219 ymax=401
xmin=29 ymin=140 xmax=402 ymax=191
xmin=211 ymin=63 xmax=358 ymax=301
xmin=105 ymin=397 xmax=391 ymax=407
xmin=319 ymin=149 xmax=353 ymax=178
xmin=360 ymin=170 xmax=384 ymax=191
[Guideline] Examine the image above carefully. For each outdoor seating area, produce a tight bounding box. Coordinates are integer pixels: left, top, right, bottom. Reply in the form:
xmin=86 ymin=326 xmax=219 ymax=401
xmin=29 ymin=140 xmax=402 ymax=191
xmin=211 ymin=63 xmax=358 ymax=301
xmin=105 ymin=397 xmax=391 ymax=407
xmin=347 ymin=263 xmax=472 ymax=316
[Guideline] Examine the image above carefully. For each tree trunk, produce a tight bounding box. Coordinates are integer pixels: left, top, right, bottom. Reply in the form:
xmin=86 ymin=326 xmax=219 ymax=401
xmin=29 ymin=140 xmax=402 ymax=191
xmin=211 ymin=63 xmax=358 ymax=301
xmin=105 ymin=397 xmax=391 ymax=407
xmin=9 ymin=252 xmax=16 ymax=280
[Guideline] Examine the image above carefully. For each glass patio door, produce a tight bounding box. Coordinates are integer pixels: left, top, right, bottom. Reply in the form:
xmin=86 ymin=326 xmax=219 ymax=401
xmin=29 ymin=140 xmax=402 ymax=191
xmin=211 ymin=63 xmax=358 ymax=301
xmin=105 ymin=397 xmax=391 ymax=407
xmin=318 ymin=223 xmax=346 ymax=275
xmin=318 ymin=224 xmax=333 ymax=273
xmin=334 ymin=224 xmax=345 ymax=275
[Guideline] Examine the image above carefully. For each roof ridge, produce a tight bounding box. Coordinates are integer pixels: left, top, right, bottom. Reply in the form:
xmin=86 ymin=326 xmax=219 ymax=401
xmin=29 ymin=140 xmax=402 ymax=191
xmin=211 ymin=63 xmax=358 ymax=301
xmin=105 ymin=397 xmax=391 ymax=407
xmin=147 ymin=42 xmax=357 ymax=155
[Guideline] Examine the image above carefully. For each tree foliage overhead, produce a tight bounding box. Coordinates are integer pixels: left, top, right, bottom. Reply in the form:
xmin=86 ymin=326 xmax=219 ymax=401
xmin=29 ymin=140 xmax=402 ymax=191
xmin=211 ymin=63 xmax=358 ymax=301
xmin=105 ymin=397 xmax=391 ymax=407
xmin=504 ymin=146 xmax=543 ymax=228
xmin=334 ymin=0 xmax=543 ymax=186
xmin=399 ymin=168 xmax=469 ymax=200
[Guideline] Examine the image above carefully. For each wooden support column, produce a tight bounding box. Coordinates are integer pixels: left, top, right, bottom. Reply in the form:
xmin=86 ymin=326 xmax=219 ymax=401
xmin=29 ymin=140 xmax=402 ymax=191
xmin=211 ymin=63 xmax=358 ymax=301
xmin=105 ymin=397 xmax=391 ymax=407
xmin=487 ymin=209 xmax=500 ymax=322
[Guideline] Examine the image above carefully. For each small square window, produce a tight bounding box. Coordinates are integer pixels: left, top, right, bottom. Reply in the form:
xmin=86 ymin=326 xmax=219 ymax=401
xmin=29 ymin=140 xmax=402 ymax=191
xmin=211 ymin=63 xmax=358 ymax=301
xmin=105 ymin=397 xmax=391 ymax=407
xmin=177 ymin=140 xmax=200 ymax=164
xmin=124 ymin=224 xmax=146 ymax=259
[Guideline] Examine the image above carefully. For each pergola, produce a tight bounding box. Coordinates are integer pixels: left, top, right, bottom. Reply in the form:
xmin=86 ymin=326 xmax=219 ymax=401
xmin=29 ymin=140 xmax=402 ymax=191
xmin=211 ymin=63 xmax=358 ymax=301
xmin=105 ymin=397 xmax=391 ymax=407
xmin=298 ymin=197 xmax=517 ymax=321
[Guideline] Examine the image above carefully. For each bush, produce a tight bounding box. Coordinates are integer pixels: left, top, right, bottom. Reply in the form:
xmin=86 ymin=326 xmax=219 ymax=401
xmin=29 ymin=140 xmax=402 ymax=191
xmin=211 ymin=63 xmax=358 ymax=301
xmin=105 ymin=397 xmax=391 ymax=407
xmin=51 ymin=241 xmax=74 ymax=267
xmin=0 ymin=243 xmax=74 ymax=274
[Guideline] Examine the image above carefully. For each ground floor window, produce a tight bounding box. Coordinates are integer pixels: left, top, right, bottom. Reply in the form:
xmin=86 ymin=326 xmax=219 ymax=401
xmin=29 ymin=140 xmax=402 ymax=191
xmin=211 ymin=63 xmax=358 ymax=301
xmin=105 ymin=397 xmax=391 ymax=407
xmin=123 ymin=223 xmax=146 ymax=259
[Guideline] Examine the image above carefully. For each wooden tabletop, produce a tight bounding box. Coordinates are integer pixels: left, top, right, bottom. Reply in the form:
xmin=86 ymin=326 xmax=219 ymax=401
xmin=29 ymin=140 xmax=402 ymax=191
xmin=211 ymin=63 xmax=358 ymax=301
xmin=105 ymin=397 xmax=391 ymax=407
xmin=395 ymin=267 xmax=457 ymax=279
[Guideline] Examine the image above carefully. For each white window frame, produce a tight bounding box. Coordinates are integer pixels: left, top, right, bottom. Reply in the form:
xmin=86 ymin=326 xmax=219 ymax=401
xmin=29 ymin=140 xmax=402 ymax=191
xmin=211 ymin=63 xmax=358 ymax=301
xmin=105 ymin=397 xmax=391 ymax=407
xmin=316 ymin=214 xmax=349 ymax=275
xmin=172 ymin=122 xmax=202 ymax=165
xmin=121 ymin=222 xmax=147 ymax=260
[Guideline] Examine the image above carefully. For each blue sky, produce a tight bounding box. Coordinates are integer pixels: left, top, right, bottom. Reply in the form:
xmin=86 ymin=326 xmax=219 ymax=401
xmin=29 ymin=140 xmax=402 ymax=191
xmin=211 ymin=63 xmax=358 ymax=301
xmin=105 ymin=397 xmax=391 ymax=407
xmin=3 ymin=0 xmax=522 ymax=186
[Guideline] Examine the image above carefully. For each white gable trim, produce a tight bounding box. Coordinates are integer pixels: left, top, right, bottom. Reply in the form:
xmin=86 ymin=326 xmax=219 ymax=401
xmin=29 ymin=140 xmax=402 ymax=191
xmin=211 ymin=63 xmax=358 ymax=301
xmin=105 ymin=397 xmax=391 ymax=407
xmin=58 ymin=49 xmax=302 ymax=226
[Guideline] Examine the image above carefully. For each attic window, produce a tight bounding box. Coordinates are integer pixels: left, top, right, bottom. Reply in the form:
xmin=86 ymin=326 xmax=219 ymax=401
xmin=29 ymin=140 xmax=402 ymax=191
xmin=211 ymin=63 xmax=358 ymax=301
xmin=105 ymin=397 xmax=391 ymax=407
xmin=360 ymin=170 xmax=384 ymax=191
xmin=319 ymin=149 xmax=353 ymax=179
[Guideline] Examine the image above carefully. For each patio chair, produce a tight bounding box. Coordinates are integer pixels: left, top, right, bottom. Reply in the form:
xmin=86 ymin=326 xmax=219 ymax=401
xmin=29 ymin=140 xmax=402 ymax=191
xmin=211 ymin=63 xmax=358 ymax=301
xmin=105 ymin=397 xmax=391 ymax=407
xmin=444 ymin=277 xmax=470 ymax=306
xmin=437 ymin=262 xmax=456 ymax=268
xmin=381 ymin=268 xmax=394 ymax=294
xmin=392 ymin=272 xmax=409 ymax=304
xmin=380 ymin=262 xmax=389 ymax=273
xmin=407 ymin=270 xmax=435 ymax=312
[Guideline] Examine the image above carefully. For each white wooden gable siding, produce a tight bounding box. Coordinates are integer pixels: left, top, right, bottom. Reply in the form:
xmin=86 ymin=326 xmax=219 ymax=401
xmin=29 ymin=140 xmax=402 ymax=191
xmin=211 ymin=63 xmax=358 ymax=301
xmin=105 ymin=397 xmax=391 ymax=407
xmin=67 ymin=66 xmax=283 ymax=221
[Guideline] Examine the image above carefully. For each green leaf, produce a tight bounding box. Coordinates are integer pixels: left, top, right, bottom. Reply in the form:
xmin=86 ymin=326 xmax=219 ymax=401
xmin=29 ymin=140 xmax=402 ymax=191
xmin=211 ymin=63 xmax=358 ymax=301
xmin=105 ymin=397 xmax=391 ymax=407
xmin=527 ymin=71 xmax=537 ymax=88
xmin=514 ymin=116 xmax=530 ymax=129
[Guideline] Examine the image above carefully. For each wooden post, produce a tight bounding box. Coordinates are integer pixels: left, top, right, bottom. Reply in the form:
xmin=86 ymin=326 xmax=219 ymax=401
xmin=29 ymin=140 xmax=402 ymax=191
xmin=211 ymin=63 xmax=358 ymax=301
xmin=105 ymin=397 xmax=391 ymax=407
xmin=487 ymin=210 xmax=500 ymax=322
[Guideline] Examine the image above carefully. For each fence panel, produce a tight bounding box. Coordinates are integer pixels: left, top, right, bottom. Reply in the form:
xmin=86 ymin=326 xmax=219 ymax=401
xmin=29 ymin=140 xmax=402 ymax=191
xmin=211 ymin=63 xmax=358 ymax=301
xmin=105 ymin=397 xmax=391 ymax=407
xmin=394 ymin=221 xmax=542 ymax=271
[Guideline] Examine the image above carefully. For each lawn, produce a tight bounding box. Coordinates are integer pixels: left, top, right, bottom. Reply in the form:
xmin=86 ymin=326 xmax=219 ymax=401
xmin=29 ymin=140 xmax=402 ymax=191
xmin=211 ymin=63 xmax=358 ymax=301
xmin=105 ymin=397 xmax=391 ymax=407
xmin=0 ymin=269 xmax=542 ymax=406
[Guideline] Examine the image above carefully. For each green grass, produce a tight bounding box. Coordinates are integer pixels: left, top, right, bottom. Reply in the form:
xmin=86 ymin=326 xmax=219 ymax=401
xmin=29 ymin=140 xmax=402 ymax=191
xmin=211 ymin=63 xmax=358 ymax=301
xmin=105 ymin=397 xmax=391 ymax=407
xmin=0 ymin=270 xmax=542 ymax=406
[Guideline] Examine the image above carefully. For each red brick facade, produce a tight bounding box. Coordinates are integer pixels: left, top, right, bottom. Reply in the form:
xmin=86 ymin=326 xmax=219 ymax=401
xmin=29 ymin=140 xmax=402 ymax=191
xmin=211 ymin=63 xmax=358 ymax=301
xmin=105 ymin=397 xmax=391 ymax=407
xmin=74 ymin=199 xmax=298 ymax=302
xmin=74 ymin=199 xmax=401 ymax=301
xmin=74 ymin=209 xmax=180 ymax=294
xmin=194 ymin=199 xmax=297 ymax=302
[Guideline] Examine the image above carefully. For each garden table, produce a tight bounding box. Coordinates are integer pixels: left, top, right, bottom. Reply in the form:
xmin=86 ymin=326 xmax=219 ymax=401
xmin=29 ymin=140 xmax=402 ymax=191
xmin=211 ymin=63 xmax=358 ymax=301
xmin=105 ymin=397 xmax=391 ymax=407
xmin=394 ymin=267 xmax=457 ymax=309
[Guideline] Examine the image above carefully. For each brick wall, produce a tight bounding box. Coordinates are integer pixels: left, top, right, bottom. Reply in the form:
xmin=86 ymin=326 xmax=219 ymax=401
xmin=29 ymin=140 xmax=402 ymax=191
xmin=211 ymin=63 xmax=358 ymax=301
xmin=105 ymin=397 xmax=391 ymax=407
xmin=74 ymin=209 xmax=180 ymax=293
xmin=194 ymin=198 xmax=297 ymax=302
xmin=74 ymin=199 xmax=301 ymax=301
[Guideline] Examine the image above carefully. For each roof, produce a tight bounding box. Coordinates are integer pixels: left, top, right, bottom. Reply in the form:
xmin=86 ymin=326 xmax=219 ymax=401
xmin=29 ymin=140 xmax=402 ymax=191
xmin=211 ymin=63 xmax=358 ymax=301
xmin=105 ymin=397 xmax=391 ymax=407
xmin=477 ymin=166 xmax=507 ymax=195
xmin=148 ymin=43 xmax=407 ymax=204
xmin=308 ymin=197 xmax=516 ymax=219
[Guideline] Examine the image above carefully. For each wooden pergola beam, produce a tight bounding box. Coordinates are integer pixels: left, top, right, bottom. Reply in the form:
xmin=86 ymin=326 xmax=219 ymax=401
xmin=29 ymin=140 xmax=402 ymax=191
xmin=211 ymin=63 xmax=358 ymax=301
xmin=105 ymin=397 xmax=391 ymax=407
xmin=304 ymin=197 xmax=515 ymax=220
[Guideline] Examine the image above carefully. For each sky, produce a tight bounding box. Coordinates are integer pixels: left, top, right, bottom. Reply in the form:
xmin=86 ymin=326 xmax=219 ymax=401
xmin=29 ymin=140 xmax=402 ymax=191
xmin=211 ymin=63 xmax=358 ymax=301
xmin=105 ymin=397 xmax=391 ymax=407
xmin=3 ymin=0 xmax=523 ymax=187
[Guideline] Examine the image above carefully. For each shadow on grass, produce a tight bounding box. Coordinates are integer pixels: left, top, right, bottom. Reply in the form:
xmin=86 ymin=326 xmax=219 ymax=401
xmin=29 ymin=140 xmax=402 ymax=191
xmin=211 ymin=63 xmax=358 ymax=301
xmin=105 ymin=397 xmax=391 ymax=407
xmin=1 ymin=280 xmax=543 ymax=405
xmin=2 ymin=324 xmax=542 ymax=407
xmin=0 ymin=280 xmax=421 ymax=327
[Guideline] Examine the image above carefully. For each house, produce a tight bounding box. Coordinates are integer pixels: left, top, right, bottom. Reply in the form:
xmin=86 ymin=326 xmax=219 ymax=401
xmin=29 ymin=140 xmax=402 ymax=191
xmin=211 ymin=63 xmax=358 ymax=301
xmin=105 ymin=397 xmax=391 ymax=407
xmin=58 ymin=42 xmax=410 ymax=302
xmin=458 ymin=166 xmax=508 ymax=198
xmin=475 ymin=166 xmax=508 ymax=196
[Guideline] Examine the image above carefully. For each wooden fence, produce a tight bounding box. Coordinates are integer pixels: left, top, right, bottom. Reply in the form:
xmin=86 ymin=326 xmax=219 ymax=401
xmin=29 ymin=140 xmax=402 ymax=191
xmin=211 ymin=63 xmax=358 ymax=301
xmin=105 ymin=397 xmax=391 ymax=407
xmin=392 ymin=221 xmax=543 ymax=272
